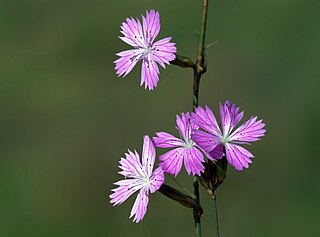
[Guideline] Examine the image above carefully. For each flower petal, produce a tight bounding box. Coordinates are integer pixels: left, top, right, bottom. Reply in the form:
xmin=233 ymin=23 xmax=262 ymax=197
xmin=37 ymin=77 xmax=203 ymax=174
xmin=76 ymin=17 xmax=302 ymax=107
xmin=142 ymin=9 xmax=160 ymax=45
xmin=114 ymin=49 xmax=144 ymax=77
xmin=150 ymin=37 xmax=176 ymax=68
xmin=142 ymin=136 xmax=156 ymax=177
xmin=118 ymin=149 xmax=145 ymax=178
xmin=221 ymin=101 xmax=244 ymax=129
xmin=110 ymin=179 xmax=142 ymax=206
xmin=141 ymin=59 xmax=159 ymax=90
xmin=228 ymin=101 xmax=244 ymax=127
xmin=191 ymin=129 xmax=221 ymax=153
xmin=130 ymin=189 xmax=149 ymax=223
xmin=191 ymin=106 xmax=221 ymax=137
xmin=228 ymin=116 xmax=266 ymax=143
xmin=149 ymin=166 xmax=165 ymax=193
xmin=183 ymin=147 xmax=205 ymax=176
xmin=176 ymin=113 xmax=197 ymax=140
xmin=225 ymin=143 xmax=254 ymax=171
xmin=219 ymin=102 xmax=233 ymax=136
xmin=119 ymin=17 xmax=146 ymax=48
xmin=153 ymin=132 xmax=184 ymax=148
xmin=205 ymin=144 xmax=224 ymax=160
xmin=159 ymin=148 xmax=184 ymax=176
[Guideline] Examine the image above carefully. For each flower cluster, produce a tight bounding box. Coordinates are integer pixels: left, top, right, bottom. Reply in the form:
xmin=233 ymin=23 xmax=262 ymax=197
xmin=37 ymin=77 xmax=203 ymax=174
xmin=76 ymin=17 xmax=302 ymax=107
xmin=110 ymin=101 xmax=265 ymax=222
xmin=111 ymin=9 xmax=266 ymax=224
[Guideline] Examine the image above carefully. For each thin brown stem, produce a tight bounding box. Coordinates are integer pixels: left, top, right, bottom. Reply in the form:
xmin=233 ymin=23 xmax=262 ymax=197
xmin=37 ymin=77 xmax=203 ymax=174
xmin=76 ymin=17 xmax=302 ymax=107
xmin=171 ymin=54 xmax=196 ymax=69
xmin=159 ymin=184 xmax=203 ymax=212
xmin=192 ymin=1 xmax=209 ymax=237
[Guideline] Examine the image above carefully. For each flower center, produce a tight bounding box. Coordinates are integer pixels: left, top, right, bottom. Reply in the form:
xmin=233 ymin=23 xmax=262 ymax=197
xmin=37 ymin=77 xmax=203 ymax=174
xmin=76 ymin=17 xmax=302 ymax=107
xmin=143 ymin=177 xmax=151 ymax=184
xmin=143 ymin=177 xmax=151 ymax=186
xmin=221 ymin=134 xmax=229 ymax=145
xmin=184 ymin=138 xmax=194 ymax=148
xmin=144 ymin=46 xmax=152 ymax=56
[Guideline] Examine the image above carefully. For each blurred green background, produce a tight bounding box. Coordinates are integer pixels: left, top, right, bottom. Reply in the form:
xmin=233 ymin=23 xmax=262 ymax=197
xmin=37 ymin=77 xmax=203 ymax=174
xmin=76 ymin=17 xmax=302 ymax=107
xmin=1 ymin=0 xmax=319 ymax=236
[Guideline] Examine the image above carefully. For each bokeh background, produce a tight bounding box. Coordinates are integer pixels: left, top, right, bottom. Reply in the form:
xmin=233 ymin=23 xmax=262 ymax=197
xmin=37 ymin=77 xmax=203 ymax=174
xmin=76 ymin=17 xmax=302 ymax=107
xmin=1 ymin=0 xmax=319 ymax=236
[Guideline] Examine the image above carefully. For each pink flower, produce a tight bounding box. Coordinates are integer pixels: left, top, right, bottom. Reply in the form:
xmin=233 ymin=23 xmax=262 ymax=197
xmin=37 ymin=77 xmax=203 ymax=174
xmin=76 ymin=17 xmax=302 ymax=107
xmin=191 ymin=101 xmax=266 ymax=171
xmin=110 ymin=136 xmax=164 ymax=223
xmin=153 ymin=113 xmax=205 ymax=176
xmin=114 ymin=9 xmax=177 ymax=90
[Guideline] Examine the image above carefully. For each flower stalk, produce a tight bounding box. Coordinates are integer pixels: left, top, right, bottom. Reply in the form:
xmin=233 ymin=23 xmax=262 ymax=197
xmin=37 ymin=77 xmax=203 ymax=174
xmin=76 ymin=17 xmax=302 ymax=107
xmin=213 ymin=195 xmax=220 ymax=237
xmin=159 ymin=184 xmax=203 ymax=212
xmin=192 ymin=0 xmax=209 ymax=236
xmin=171 ymin=54 xmax=196 ymax=69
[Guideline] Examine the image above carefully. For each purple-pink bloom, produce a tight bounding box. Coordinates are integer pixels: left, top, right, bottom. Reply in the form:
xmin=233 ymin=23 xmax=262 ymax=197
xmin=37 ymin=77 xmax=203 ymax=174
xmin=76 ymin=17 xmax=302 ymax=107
xmin=153 ymin=113 xmax=205 ymax=176
xmin=110 ymin=136 xmax=164 ymax=223
xmin=114 ymin=9 xmax=177 ymax=90
xmin=191 ymin=101 xmax=266 ymax=171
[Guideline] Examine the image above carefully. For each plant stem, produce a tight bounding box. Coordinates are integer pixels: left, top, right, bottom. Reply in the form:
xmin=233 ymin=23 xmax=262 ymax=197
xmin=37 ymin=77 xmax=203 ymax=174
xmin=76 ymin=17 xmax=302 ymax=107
xmin=171 ymin=54 xmax=196 ymax=69
xmin=169 ymin=175 xmax=196 ymax=199
xmin=159 ymin=184 xmax=203 ymax=211
xmin=195 ymin=0 xmax=209 ymax=78
xmin=193 ymin=176 xmax=202 ymax=237
xmin=193 ymin=1 xmax=209 ymax=236
xmin=213 ymin=195 xmax=220 ymax=237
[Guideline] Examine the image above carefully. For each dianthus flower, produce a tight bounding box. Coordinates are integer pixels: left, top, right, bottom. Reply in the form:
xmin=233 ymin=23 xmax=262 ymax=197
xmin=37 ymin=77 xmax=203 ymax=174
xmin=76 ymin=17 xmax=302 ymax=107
xmin=191 ymin=101 xmax=266 ymax=170
xmin=110 ymin=136 xmax=164 ymax=222
xmin=153 ymin=113 xmax=205 ymax=176
xmin=114 ymin=9 xmax=176 ymax=90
